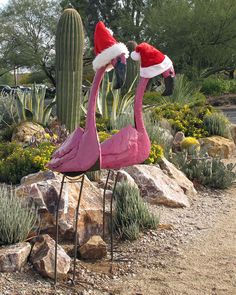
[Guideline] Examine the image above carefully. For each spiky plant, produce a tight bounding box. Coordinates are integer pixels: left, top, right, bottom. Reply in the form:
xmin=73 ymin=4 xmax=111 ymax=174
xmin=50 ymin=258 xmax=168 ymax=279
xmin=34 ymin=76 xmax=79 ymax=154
xmin=113 ymin=181 xmax=159 ymax=240
xmin=203 ymin=111 xmax=231 ymax=139
xmin=56 ymin=8 xmax=84 ymax=132
xmin=0 ymin=185 xmax=37 ymax=245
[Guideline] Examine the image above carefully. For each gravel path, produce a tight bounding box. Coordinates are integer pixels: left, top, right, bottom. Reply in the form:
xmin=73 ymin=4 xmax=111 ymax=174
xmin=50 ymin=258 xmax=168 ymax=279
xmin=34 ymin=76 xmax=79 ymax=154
xmin=0 ymin=169 xmax=236 ymax=294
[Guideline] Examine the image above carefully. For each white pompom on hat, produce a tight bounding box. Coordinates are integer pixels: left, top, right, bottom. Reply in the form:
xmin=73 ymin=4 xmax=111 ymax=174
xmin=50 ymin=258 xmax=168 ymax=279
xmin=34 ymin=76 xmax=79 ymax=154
xmin=92 ymin=21 xmax=129 ymax=71
xmin=131 ymin=42 xmax=173 ymax=78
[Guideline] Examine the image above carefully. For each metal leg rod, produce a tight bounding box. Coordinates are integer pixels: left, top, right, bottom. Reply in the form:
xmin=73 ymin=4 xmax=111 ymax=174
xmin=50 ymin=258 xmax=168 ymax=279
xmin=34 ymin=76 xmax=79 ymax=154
xmin=103 ymin=170 xmax=111 ymax=240
xmin=72 ymin=174 xmax=85 ymax=283
xmin=110 ymin=172 xmax=119 ymax=262
xmin=54 ymin=174 xmax=66 ymax=286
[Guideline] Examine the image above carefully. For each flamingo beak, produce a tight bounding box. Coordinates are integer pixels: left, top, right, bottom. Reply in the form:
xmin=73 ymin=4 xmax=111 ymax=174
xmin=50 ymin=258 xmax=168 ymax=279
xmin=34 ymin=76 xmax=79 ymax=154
xmin=113 ymin=58 xmax=126 ymax=89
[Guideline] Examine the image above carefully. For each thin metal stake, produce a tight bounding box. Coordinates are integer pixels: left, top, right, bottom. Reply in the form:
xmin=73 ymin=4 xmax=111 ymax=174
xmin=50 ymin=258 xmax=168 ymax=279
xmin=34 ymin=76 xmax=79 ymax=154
xmin=54 ymin=174 xmax=66 ymax=286
xmin=72 ymin=174 xmax=85 ymax=283
xmin=103 ymin=170 xmax=111 ymax=240
xmin=110 ymin=172 xmax=119 ymax=262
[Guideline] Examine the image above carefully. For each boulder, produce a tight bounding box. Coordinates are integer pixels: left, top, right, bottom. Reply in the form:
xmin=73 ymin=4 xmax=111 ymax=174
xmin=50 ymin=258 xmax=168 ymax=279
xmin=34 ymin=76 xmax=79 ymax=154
xmin=116 ymin=169 xmax=139 ymax=189
xmin=230 ymin=124 xmax=236 ymax=145
xmin=172 ymin=131 xmax=185 ymax=152
xmin=79 ymin=235 xmax=107 ymax=260
xmin=125 ymin=165 xmax=190 ymax=208
xmin=0 ymin=242 xmax=31 ymax=272
xmin=159 ymin=157 xmax=197 ymax=197
xmin=16 ymin=171 xmax=105 ymax=244
xmin=199 ymin=136 xmax=235 ymax=159
xmin=11 ymin=121 xmax=46 ymax=144
xmin=30 ymin=234 xmax=70 ymax=279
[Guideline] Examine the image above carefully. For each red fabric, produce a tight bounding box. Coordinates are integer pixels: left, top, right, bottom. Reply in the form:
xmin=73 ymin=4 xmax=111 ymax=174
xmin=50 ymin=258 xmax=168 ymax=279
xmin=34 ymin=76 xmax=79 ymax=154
xmin=94 ymin=21 xmax=118 ymax=55
xmin=135 ymin=42 xmax=165 ymax=67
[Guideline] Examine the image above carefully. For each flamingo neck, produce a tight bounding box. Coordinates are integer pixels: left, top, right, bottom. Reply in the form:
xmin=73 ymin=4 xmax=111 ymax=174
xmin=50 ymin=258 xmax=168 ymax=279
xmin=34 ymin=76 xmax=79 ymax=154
xmin=85 ymin=67 xmax=106 ymax=131
xmin=134 ymin=77 xmax=149 ymax=131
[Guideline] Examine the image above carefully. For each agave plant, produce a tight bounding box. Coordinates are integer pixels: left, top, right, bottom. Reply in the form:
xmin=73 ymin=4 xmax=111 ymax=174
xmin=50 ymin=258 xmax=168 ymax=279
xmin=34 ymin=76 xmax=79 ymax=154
xmin=15 ymin=84 xmax=56 ymax=126
xmin=96 ymin=72 xmax=136 ymax=128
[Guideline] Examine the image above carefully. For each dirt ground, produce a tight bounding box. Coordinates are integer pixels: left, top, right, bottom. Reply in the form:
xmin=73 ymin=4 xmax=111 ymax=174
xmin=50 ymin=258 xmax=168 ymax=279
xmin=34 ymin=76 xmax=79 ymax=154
xmin=0 ymin=160 xmax=236 ymax=295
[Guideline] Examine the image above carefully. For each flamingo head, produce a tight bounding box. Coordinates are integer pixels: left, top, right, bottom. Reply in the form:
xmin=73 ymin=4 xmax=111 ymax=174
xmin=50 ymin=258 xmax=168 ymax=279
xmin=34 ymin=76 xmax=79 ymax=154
xmin=111 ymin=53 xmax=127 ymax=89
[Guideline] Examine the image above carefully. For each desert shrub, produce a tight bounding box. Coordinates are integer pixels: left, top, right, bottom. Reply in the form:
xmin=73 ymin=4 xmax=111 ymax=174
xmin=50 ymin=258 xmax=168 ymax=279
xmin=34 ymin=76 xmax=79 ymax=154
xmin=0 ymin=142 xmax=55 ymax=184
xmin=0 ymin=185 xmax=37 ymax=245
xmin=153 ymin=102 xmax=212 ymax=138
xmin=113 ymin=181 xmax=159 ymax=240
xmin=201 ymin=78 xmax=234 ymax=95
xmin=169 ymin=74 xmax=206 ymax=106
xmin=144 ymin=142 xmax=164 ymax=164
xmin=143 ymin=91 xmax=164 ymax=106
xmin=203 ymin=112 xmax=231 ymax=138
xmin=180 ymin=137 xmax=200 ymax=155
xmin=144 ymin=114 xmax=173 ymax=157
xmin=170 ymin=151 xmax=236 ymax=189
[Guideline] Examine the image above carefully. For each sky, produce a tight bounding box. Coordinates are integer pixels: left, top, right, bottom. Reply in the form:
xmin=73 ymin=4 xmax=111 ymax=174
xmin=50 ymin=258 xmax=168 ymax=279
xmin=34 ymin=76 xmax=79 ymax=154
xmin=0 ymin=0 xmax=9 ymax=8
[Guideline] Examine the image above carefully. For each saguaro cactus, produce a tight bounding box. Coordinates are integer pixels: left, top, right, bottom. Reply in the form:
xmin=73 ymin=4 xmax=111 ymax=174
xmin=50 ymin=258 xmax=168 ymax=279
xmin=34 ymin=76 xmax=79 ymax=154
xmin=121 ymin=41 xmax=140 ymax=96
xmin=56 ymin=8 xmax=84 ymax=132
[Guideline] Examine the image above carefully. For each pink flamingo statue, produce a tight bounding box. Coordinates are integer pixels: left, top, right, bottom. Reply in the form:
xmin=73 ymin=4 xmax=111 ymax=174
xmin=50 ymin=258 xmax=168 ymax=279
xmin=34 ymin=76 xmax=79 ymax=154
xmin=47 ymin=21 xmax=128 ymax=285
xmin=100 ymin=42 xmax=175 ymax=256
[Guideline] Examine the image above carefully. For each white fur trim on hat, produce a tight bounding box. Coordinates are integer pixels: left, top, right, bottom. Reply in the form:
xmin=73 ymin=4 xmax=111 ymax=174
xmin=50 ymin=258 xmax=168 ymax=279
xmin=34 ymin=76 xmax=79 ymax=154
xmin=140 ymin=55 xmax=173 ymax=78
xmin=131 ymin=51 xmax=140 ymax=61
xmin=93 ymin=43 xmax=129 ymax=71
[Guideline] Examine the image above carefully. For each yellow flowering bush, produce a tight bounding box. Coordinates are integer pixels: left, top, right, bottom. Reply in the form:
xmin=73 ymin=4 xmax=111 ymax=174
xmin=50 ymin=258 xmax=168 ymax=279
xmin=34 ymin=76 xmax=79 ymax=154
xmin=144 ymin=142 xmax=164 ymax=165
xmin=0 ymin=142 xmax=56 ymax=184
xmin=180 ymin=137 xmax=200 ymax=154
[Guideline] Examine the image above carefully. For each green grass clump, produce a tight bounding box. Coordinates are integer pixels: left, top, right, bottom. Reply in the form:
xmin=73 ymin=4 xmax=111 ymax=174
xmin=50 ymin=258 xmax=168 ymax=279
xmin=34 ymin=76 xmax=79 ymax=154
xmin=113 ymin=181 xmax=159 ymax=240
xmin=203 ymin=112 xmax=231 ymax=138
xmin=0 ymin=185 xmax=37 ymax=245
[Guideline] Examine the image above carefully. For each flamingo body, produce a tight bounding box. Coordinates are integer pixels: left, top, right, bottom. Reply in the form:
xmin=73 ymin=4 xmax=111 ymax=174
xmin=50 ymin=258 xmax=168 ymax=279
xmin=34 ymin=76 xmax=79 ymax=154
xmin=101 ymin=125 xmax=150 ymax=169
xmin=47 ymin=67 xmax=105 ymax=173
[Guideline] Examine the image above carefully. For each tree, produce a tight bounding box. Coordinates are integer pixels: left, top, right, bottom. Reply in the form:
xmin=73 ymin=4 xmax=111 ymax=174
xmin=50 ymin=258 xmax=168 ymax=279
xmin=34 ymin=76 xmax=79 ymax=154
xmin=0 ymin=0 xmax=61 ymax=85
xmin=144 ymin=0 xmax=236 ymax=78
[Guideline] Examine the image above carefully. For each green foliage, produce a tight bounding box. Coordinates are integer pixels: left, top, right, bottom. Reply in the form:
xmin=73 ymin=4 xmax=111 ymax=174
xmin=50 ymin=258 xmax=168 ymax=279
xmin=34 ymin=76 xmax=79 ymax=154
xmin=56 ymin=8 xmax=84 ymax=132
xmin=153 ymin=102 xmax=212 ymax=138
xmin=144 ymin=142 xmax=164 ymax=165
xmin=0 ymin=185 xmax=37 ymax=245
xmin=143 ymin=91 xmax=164 ymax=106
xmin=203 ymin=112 xmax=231 ymax=138
xmin=15 ymin=84 xmax=56 ymax=125
xmin=169 ymin=75 xmax=206 ymax=106
xmin=171 ymin=151 xmax=236 ymax=189
xmin=113 ymin=181 xmax=159 ymax=240
xmin=97 ymin=72 xmax=135 ymax=129
xmin=144 ymin=114 xmax=173 ymax=157
xmin=201 ymin=77 xmax=236 ymax=95
xmin=0 ymin=93 xmax=18 ymax=127
xmin=0 ymin=142 xmax=56 ymax=184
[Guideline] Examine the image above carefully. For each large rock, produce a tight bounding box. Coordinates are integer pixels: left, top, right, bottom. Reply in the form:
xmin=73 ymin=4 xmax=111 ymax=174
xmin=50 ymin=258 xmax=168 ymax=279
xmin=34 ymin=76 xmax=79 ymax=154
xmin=125 ymin=165 xmax=190 ymax=208
xmin=117 ymin=169 xmax=139 ymax=189
xmin=11 ymin=121 xmax=46 ymax=144
xmin=199 ymin=136 xmax=235 ymax=159
xmin=230 ymin=124 xmax=236 ymax=145
xmin=30 ymin=234 xmax=70 ymax=279
xmin=16 ymin=171 xmax=105 ymax=244
xmin=0 ymin=242 xmax=31 ymax=272
xmin=159 ymin=157 xmax=197 ymax=197
xmin=172 ymin=131 xmax=185 ymax=152
xmin=79 ymin=235 xmax=107 ymax=260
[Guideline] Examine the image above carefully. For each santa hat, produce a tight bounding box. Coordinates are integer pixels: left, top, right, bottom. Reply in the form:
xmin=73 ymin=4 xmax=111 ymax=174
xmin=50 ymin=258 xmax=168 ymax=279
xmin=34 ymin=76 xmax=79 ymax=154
xmin=131 ymin=42 xmax=173 ymax=78
xmin=92 ymin=21 xmax=129 ymax=71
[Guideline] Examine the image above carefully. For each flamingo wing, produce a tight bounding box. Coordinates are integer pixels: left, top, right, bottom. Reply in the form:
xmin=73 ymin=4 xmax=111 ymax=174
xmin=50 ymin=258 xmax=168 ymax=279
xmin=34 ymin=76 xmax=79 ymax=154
xmin=101 ymin=125 xmax=139 ymax=169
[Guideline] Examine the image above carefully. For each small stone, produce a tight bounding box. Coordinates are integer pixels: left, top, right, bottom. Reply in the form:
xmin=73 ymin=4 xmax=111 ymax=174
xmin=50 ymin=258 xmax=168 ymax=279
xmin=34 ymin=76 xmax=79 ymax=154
xmin=30 ymin=234 xmax=71 ymax=279
xmin=0 ymin=242 xmax=31 ymax=272
xmin=79 ymin=235 xmax=107 ymax=260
